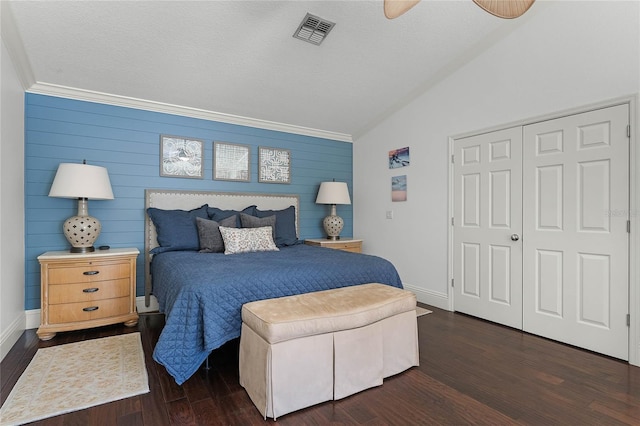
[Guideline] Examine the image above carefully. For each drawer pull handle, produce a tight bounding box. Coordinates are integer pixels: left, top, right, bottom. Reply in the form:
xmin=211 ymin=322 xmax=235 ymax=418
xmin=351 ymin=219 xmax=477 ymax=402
xmin=82 ymin=287 xmax=99 ymax=293
xmin=82 ymin=306 xmax=99 ymax=312
xmin=83 ymin=271 xmax=100 ymax=276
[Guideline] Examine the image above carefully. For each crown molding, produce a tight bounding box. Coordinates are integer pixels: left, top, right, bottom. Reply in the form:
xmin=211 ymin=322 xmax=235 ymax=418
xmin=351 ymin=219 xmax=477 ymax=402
xmin=26 ymin=82 xmax=353 ymax=143
xmin=1 ymin=2 xmax=36 ymax=89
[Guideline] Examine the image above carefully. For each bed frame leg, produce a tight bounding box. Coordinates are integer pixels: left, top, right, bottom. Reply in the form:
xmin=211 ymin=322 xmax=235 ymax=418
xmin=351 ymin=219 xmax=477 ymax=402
xmin=205 ymin=356 xmax=210 ymax=370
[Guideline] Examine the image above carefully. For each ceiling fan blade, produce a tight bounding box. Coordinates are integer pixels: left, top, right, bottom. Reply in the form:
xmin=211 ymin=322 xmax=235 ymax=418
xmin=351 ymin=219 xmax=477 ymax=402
xmin=472 ymin=0 xmax=535 ymax=19
xmin=384 ymin=0 xmax=421 ymax=19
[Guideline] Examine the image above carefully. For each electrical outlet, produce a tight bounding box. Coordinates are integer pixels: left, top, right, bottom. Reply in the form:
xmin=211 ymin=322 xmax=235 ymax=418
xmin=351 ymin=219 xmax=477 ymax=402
xmin=386 ymin=210 xmax=394 ymax=219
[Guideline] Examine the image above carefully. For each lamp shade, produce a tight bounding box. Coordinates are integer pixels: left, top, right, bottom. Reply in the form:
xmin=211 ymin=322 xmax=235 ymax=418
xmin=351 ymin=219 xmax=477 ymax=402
xmin=315 ymin=182 xmax=351 ymax=205
xmin=49 ymin=163 xmax=114 ymax=200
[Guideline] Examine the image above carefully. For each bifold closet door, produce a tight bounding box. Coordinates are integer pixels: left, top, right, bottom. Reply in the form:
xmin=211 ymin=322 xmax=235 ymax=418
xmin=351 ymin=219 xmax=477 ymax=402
xmin=522 ymin=104 xmax=630 ymax=360
xmin=453 ymin=127 xmax=523 ymax=329
xmin=453 ymin=104 xmax=630 ymax=360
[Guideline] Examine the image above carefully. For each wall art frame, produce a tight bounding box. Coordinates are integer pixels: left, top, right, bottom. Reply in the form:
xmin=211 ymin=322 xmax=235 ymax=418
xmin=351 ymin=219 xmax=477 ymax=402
xmin=258 ymin=146 xmax=291 ymax=184
xmin=389 ymin=146 xmax=410 ymax=169
xmin=213 ymin=141 xmax=251 ymax=182
xmin=392 ymin=175 xmax=407 ymax=202
xmin=160 ymin=135 xmax=204 ymax=179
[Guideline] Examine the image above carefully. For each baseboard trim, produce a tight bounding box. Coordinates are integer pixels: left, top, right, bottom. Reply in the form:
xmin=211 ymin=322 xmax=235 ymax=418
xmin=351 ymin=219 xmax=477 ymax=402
xmin=25 ymin=309 xmax=40 ymax=330
xmin=136 ymin=295 xmax=159 ymax=313
xmin=1 ymin=313 xmax=26 ymax=362
xmin=402 ymin=283 xmax=451 ymax=311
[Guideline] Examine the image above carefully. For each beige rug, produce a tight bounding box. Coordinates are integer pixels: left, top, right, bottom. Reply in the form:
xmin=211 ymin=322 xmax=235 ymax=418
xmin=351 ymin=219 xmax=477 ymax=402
xmin=0 ymin=333 xmax=149 ymax=425
xmin=416 ymin=306 xmax=433 ymax=317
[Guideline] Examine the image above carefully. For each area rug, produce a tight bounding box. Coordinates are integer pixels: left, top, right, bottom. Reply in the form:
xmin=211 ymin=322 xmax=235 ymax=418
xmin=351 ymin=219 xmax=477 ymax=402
xmin=0 ymin=333 xmax=149 ymax=425
xmin=416 ymin=306 xmax=433 ymax=317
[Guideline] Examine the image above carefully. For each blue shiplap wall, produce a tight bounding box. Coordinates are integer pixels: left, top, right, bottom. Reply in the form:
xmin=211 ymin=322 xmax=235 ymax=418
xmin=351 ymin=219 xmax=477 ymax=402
xmin=24 ymin=93 xmax=353 ymax=310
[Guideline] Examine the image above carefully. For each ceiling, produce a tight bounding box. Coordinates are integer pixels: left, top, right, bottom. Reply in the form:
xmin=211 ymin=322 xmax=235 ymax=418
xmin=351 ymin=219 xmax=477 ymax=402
xmin=5 ymin=1 xmax=539 ymax=141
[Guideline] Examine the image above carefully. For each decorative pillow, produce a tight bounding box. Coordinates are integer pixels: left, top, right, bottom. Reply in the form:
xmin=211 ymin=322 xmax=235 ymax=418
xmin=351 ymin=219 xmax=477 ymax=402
xmin=147 ymin=204 xmax=209 ymax=254
xmin=255 ymin=206 xmax=298 ymax=247
xmin=219 ymin=226 xmax=279 ymax=255
xmin=208 ymin=205 xmax=257 ymax=227
xmin=196 ymin=215 xmax=237 ymax=253
xmin=240 ymin=213 xmax=276 ymax=241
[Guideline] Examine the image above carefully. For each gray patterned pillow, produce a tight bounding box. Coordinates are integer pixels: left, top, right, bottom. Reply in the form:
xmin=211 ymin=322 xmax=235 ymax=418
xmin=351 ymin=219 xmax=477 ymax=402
xmin=219 ymin=226 xmax=279 ymax=254
xmin=240 ymin=213 xmax=276 ymax=241
xmin=196 ymin=215 xmax=237 ymax=253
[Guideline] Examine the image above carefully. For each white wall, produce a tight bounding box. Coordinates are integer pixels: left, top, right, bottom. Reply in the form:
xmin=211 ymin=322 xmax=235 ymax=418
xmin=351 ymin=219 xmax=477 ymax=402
xmin=354 ymin=1 xmax=640 ymax=309
xmin=0 ymin=36 xmax=26 ymax=360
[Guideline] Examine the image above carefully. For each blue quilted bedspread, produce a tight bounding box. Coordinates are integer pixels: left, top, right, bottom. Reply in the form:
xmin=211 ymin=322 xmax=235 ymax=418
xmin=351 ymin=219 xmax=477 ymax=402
xmin=151 ymin=244 xmax=402 ymax=384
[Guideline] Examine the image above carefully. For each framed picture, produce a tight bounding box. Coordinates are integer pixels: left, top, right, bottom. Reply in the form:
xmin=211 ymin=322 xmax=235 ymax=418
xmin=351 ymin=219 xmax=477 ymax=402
xmin=258 ymin=146 xmax=291 ymax=184
xmin=160 ymin=135 xmax=204 ymax=179
xmin=389 ymin=146 xmax=410 ymax=169
xmin=214 ymin=142 xmax=251 ymax=182
xmin=392 ymin=175 xmax=407 ymax=202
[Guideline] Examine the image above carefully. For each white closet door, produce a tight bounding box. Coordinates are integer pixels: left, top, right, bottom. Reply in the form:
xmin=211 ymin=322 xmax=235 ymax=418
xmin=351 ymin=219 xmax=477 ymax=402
xmin=453 ymin=127 xmax=523 ymax=329
xmin=522 ymin=104 xmax=629 ymax=360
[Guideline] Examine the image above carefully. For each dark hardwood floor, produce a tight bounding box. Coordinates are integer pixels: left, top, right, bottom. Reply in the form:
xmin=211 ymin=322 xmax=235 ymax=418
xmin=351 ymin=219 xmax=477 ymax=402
xmin=2 ymin=306 xmax=639 ymax=425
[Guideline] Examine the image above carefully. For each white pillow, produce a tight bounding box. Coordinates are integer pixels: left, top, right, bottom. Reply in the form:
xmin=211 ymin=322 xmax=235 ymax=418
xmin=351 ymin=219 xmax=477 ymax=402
xmin=219 ymin=226 xmax=279 ymax=255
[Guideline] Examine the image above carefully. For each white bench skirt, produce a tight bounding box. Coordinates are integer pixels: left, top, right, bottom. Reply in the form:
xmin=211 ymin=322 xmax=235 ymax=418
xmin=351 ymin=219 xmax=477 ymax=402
xmin=239 ymin=283 xmax=419 ymax=419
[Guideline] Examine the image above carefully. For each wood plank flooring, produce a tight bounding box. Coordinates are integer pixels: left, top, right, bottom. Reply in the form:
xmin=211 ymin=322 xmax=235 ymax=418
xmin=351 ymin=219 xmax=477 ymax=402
xmin=2 ymin=306 xmax=639 ymax=425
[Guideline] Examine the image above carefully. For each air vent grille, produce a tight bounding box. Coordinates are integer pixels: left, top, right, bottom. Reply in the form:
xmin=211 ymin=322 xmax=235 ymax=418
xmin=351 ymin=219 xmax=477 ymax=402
xmin=293 ymin=13 xmax=335 ymax=46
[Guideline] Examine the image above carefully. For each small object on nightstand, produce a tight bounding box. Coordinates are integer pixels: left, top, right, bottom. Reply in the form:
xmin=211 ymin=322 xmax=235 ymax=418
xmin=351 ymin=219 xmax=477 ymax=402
xmin=48 ymin=161 xmax=115 ymax=253
xmin=305 ymin=238 xmax=362 ymax=253
xmin=315 ymin=181 xmax=352 ymax=240
xmin=98 ymin=245 xmax=110 ymax=250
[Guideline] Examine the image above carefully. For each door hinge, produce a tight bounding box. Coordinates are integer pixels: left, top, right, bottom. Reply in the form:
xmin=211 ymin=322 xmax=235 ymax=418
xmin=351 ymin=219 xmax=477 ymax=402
xmin=627 ymin=124 xmax=631 ymax=138
xmin=451 ymin=217 xmax=455 ymax=226
xmin=451 ymin=154 xmax=455 ymax=164
xmin=628 ymin=220 xmax=631 ymax=233
xmin=627 ymin=314 xmax=631 ymax=327
xmin=451 ymin=278 xmax=455 ymax=287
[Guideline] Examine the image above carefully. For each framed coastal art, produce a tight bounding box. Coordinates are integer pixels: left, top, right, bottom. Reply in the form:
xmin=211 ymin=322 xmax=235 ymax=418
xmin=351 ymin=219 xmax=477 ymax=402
xmin=258 ymin=146 xmax=291 ymax=184
xmin=392 ymin=175 xmax=407 ymax=202
xmin=160 ymin=135 xmax=204 ymax=179
xmin=214 ymin=142 xmax=251 ymax=182
xmin=389 ymin=146 xmax=410 ymax=169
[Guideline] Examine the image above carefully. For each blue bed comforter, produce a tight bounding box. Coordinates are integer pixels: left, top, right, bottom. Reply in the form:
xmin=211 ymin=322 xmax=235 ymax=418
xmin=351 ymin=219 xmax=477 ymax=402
xmin=151 ymin=244 xmax=402 ymax=384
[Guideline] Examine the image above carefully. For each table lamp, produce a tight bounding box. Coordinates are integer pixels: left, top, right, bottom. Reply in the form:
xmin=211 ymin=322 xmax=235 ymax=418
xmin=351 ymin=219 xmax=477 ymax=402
xmin=315 ymin=181 xmax=351 ymax=240
xmin=49 ymin=161 xmax=114 ymax=253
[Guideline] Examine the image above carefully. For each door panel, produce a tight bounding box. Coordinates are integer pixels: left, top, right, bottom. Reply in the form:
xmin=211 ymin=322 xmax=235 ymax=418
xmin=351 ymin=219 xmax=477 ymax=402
xmin=522 ymin=104 xmax=629 ymax=360
xmin=453 ymin=104 xmax=629 ymax=360
xmin=454 ymin=127 xmax=523 ymax=329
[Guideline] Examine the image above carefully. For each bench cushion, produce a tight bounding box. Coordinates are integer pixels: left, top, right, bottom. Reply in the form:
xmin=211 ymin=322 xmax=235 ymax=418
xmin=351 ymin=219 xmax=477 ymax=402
xmin=241 ymin=283 xmax=416 ymax=344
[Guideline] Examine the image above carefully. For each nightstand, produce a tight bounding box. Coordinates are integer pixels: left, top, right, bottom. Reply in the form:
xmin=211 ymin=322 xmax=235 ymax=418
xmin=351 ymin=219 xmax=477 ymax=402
xmin=304 ymin=238 xmax=363 ymax=253
xmin=36 ymin=248 xmax=139 ymax=341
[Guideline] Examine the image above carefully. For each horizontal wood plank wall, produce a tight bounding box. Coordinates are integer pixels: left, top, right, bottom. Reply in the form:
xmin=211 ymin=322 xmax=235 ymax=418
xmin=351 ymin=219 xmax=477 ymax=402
xmin=24 ymin=93 xmax=353 ymax=310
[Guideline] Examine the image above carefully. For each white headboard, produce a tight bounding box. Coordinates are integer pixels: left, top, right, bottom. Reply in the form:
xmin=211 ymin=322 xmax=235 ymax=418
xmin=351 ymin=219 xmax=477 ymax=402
xmin=144 ymin=189 xmax=300 ymax=306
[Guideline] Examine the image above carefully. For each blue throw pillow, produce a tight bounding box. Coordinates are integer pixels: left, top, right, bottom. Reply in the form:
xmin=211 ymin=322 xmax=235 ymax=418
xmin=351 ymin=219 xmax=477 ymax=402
xmin=147 ymin=204 xmax=209 ymax=254
xmin=207 ymin=205 xmax=257 ymax=227
xmin=255 ymin=206 xmax=298 ymax=247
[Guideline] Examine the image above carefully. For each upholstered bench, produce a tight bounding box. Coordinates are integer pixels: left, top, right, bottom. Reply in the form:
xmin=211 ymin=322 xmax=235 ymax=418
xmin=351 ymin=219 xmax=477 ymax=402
xmin=239 ymin=283 xmax=419 ymax=419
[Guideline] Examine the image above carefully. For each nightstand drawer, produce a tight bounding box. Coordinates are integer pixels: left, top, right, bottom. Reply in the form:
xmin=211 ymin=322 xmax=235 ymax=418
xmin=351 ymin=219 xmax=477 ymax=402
xmin=330 ymin=242 xmax=361 ymax=252
xmin=48 ymin=262 xmax=130 ymax=285
xmin=305 ymin=238 xmax=363 ymax=253
xmin=48 ymin=296 xmax=131 ymax=324
xmin=48 ymin=278 xmax=130 ymax=304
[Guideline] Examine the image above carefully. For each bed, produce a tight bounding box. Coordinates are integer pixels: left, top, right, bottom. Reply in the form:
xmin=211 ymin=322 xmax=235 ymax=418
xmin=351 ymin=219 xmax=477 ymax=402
xmin=145 ymin=189 xmax=403 ymax=385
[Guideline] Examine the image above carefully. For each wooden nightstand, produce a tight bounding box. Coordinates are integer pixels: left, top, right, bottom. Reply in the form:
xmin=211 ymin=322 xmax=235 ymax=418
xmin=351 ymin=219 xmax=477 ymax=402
xmin=36 ymin=248 xmax=139 ymax=341
xmin=304 ymin=238 xmax=363 ymax=253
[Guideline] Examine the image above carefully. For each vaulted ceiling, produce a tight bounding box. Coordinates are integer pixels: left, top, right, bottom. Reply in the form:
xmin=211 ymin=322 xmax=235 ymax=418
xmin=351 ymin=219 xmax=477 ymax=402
xmin=4 ymin=1 xmax=541 ymax=141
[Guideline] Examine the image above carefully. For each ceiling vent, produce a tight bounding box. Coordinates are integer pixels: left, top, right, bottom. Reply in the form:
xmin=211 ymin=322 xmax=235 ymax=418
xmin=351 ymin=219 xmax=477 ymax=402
xmin=293 ymin=13 xmax=335 ymax=46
